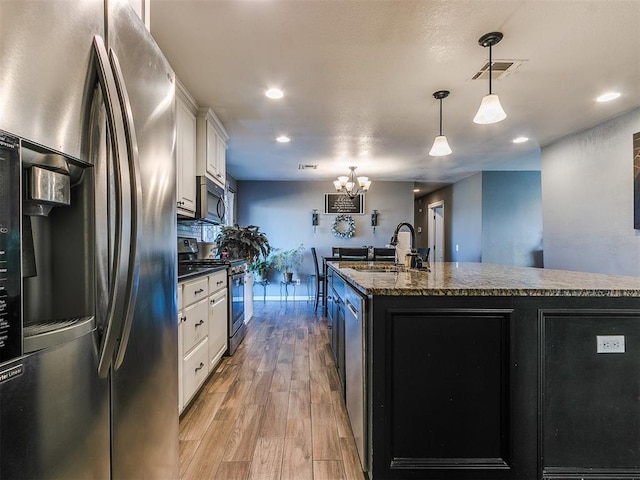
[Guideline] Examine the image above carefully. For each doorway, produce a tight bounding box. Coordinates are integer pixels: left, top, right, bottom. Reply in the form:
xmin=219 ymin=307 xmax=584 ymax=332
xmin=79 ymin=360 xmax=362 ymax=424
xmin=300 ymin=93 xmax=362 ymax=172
xmin=428 ymin=200 xmax=445 ymax=262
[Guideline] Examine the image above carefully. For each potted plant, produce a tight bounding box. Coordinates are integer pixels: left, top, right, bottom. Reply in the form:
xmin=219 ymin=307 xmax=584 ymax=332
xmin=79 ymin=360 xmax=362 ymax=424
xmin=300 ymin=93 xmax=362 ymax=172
xmin=214 ymin=225 xmax=271 ymax=263
xmin=249 ymin=257 xmax=270 ymax=283
xmin=270 ymin=244 xmax=304 ymax=283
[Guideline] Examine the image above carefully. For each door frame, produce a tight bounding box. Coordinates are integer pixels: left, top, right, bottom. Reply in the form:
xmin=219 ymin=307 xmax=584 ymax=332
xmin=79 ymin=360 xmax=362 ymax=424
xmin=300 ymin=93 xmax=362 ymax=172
xmin=427 ymin=200 xmax=445 ymax=262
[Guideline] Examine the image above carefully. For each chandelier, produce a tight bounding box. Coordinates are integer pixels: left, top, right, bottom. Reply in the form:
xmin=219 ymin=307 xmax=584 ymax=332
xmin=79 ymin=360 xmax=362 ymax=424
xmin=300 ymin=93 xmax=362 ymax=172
xmin=333 ymin=166 xmax=371 ymax=199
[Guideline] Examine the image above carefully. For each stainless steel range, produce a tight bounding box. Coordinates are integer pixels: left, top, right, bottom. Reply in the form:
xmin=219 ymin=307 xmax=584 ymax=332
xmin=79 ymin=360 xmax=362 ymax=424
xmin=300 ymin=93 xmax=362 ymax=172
xmin=177 ymin=238 xmax=247 ymax=354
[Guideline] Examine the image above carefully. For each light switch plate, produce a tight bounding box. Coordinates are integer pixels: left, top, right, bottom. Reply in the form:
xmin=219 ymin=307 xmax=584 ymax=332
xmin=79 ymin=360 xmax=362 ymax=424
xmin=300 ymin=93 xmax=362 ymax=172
xmin=596 ymin=335 xmax=625 ymax=354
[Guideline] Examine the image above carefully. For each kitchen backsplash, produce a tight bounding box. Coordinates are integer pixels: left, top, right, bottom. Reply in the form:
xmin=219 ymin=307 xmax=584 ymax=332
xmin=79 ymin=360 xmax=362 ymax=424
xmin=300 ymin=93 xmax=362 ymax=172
xmin=177 ymin=222 xmax=221 ymax=242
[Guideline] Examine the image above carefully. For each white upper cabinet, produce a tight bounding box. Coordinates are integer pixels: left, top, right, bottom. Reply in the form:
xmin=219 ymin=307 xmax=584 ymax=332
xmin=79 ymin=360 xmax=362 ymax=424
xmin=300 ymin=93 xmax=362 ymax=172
xmin=196 ymin=107 xmax=228 ymax=188
xmin=175 ymin=79 xmax=197 ymax=217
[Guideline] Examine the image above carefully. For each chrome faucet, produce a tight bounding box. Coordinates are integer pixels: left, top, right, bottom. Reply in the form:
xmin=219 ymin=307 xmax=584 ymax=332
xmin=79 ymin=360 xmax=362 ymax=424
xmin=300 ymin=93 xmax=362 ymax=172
xmin=390 ymin=222 xmax=416 ymax=249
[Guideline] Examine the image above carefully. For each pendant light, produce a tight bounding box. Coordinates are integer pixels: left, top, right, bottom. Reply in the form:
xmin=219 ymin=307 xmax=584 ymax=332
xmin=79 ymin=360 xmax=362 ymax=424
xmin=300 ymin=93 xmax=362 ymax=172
xmin=429 ymin=90 xmax=452 ymax=156
xmin=473 ymin=32 xmax=507 ymax=124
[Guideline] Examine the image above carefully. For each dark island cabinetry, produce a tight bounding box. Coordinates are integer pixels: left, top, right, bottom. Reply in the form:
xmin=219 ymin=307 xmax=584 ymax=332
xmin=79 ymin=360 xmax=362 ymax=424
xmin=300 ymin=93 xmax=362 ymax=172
xmin=370 ymin=296 xmax=640 ymax=480
xmin=326 ymin=261 xmax=640 ymax=480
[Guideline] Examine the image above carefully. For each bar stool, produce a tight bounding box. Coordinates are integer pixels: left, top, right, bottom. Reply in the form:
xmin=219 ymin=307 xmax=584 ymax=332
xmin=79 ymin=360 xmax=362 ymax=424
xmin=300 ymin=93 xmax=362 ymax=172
xmin=311 ymin=247 xmax=325 ymax=311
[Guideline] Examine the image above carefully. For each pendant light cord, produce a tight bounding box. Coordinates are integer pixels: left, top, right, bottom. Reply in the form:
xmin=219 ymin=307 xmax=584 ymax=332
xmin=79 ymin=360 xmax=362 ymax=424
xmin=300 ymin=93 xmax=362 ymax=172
xmin=439 ymin=98 xmax=443 ymax=135
xmin=488 ymin=43 xmax=493 ymax=94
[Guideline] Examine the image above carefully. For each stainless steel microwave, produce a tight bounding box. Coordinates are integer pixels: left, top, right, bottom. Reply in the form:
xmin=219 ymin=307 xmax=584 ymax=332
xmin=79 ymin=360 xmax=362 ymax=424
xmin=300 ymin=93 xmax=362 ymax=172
xmin=195 ymin=176 xmax=226 ymax=224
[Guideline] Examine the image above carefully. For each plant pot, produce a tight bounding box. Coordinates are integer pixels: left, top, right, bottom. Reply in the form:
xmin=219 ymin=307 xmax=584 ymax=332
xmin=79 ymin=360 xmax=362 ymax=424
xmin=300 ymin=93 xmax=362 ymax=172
xmin=284 ymin=272 xmax=293 ymax=283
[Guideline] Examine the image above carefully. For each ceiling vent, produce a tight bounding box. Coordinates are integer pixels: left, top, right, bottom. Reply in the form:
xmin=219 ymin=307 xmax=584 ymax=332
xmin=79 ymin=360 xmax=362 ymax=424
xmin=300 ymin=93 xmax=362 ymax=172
xmin=471 ymin=59 xmax=525 ymax=81
xmin=298 ymin=164 xmax=318 ymax=170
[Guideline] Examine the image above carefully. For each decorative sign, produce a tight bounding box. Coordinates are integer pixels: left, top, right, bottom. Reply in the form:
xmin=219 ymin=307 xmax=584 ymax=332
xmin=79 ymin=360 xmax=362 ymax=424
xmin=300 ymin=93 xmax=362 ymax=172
xmin=324 ymin=193 xmax=364 ymax=214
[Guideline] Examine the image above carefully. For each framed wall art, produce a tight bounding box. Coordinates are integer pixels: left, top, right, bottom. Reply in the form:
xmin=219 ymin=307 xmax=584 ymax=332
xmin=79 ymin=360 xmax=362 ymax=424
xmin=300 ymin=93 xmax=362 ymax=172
xmin=324 ymin=193 xmax=365 ymax=214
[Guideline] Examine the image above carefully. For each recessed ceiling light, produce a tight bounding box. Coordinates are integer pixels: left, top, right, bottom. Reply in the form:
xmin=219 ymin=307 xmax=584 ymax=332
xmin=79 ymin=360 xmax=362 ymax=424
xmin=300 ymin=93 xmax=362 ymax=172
xmin=265 ymin=88 xmax=284 ymax=99
xmin=512 ymin=136 xmax=529 ymax=144
xmin=413 ymin=189 xmax=420 ymax=193
xmin=596 ymin=92 xmax=621 ymax=102
xmin=276 ymin=135 xmax=290 ymax=143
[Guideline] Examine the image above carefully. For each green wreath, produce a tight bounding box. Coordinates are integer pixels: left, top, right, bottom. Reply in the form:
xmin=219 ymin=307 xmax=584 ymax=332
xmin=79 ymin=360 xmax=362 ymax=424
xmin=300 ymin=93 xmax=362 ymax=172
xmin=332 ymin=215 xmax=356 ymax=238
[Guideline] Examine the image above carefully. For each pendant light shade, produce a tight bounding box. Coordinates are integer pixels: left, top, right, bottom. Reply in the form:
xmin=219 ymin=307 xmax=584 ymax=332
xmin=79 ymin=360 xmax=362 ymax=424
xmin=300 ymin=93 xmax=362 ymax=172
xmin=474 ymin=32 xmax=507 ymax=125
xmin=429 ymin=90 xmax=452 ymax=157
xmin=473 ymin=93 xmax=507 ymax=124
xmin=429 ymin=135 xmax=452 ymax=156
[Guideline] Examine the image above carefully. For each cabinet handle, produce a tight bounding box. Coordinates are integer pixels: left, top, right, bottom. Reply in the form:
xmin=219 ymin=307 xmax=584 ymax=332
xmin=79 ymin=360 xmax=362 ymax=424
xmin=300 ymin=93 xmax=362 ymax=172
xmin=217 ymin=280 xmax=224 ymax=285
xmin=195 ymin=362 xmax=205 ymax=372
xmin=216 ymin=173 xmax=222 ymax=178
xmin=195 ymin=319 xmax=204 ymax=327
xmin=194 ymin=288 xmax=205 ymax=294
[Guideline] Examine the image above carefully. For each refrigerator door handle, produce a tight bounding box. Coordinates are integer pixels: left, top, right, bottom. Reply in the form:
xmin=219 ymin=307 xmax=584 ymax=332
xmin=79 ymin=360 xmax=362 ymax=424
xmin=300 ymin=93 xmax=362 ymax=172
xmin=93 ymin=35 xmax=133 ymax=378
xmin=107 ymin=47 xmax=143 ymax=371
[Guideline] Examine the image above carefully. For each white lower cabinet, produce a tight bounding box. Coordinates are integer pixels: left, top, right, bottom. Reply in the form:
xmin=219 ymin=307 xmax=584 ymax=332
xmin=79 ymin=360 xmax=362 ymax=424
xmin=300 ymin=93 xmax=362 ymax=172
xmin=182 ymin=298 xmax=208 ymax=353
xmin=244 ymin=271 xmax=254 ymax=323
xmin=208 ymin=289 xmax=227 ymax=370
xmin=208 ymin=270 xmax=228 ymax=370
xmin=183 ymin=339 xmax=209 ymax=405
xmin=177 ymin=284 xmax=184 ymax=413
xmin=178 ymin=269 xmax=229 ymax=415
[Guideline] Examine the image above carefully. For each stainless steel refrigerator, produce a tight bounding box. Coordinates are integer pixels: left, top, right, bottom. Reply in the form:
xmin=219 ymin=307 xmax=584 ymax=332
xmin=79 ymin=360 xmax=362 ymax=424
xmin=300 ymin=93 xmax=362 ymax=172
xmin=0 ymin=1 xmax=178 ymax=478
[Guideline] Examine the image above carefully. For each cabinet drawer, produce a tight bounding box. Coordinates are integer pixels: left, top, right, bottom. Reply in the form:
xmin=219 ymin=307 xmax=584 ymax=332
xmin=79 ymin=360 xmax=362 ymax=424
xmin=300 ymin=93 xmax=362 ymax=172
xmin=208 ymin=270 xmax=227 ymax=294
xmin=183 ymin=338 xmax=209 ymax=405
xmin=183 ymin=277 xmax=208 ymax=307
xmin=183 ymin=298 xmax=208 ymax=353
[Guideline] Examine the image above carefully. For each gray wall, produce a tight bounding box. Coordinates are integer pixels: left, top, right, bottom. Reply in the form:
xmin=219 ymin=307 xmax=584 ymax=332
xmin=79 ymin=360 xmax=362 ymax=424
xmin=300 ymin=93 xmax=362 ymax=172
xmin=482 ymin=171 xmax=543 ymax=267
xmin=415 ymin=171 xmax=542 ymax=267
xmin=452 ymin=174 xmax=483 ymax=262
xmin=237 ymin=180 xmax=414 ymax=298
xmin=542 ymin=107 xmax=640 ymax=275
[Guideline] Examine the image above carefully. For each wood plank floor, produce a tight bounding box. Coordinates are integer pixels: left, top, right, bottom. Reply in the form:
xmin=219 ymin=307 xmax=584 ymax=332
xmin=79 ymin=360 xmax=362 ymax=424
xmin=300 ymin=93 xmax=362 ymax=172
xmin=179 ymin=301 xmax=365 ymax=480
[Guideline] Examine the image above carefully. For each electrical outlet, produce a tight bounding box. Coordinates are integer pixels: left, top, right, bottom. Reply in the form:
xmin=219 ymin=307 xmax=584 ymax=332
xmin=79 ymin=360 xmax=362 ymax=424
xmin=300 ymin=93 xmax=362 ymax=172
xmin=597 ymin=335 xmax=625 ymax=354
xmin=296 ymin=279 xmax=301 ymax=286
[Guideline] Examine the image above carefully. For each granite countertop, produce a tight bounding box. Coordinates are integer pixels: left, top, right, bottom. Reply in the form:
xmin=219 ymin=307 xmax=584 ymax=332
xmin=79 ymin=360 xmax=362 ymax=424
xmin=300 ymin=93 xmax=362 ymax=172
xmin=328 ymin=261 xmax=640 ymax=297
xmin=178 ymin=264 xmax=227 ymax=282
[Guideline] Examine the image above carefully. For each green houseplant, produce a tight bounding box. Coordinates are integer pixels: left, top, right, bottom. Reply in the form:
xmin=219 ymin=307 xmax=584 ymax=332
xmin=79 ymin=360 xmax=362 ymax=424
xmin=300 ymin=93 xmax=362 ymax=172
xmin=270 ymin=244 xmax=304 ymax=283
xmin=214 ymin=225 xmax=271 ymax=263
xmin=248 ymin=257 xmax=270 ymax=282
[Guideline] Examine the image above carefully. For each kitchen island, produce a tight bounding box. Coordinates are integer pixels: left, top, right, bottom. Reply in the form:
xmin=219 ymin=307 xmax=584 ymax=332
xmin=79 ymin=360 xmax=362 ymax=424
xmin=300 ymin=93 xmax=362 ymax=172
xmin=326 ymin=261 xmax=640 ymax=480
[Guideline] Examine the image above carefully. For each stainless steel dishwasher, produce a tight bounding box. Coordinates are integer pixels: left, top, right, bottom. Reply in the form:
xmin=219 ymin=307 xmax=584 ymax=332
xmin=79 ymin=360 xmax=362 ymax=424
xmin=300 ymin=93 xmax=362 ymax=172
xmin=345 ymin=284 xmax=366 ymax=470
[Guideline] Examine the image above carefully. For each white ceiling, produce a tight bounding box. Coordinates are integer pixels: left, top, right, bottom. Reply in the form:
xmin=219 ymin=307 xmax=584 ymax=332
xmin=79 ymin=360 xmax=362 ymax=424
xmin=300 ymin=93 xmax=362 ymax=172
xmin=149 ymin=0 xmax=640 ymax=194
